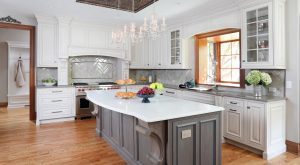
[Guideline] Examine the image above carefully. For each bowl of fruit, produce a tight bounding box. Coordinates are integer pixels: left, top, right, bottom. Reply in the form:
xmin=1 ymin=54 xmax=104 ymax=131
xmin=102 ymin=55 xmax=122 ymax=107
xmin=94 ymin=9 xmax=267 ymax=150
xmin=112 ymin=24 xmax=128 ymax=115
xmin=137 ymin=87 xmax=155 ymax=103
xmin=42 ymin=78 xmax=57 ymax=86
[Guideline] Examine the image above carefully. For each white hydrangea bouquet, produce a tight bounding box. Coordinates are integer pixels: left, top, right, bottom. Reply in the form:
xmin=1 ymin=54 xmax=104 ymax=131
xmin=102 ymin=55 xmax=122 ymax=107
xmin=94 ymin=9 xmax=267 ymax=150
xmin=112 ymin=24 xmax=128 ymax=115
xmin=245 ymin=70 xmax=272 ymax=97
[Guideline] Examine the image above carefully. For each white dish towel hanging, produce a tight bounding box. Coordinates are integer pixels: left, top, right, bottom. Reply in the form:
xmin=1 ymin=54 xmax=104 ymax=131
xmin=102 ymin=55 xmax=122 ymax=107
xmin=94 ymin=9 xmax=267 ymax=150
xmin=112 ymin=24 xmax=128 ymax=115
xmin=15 ymin=58 xmax=26 ymax=87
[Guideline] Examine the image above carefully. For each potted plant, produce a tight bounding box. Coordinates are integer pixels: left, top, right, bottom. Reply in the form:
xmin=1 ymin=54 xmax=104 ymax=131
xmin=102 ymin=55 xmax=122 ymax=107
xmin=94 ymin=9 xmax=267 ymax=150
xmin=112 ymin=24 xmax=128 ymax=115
xmin=245 ymin=70 xmax=272 ymax=97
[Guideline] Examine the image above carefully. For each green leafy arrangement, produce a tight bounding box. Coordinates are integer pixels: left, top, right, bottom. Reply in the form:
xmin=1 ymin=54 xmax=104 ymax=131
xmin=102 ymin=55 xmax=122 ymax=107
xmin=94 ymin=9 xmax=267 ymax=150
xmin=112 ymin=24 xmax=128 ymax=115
xmin=42 ymin=78 xmax=57 ymax=83
xmin=245 ymin=70 xmax=272 ymax=87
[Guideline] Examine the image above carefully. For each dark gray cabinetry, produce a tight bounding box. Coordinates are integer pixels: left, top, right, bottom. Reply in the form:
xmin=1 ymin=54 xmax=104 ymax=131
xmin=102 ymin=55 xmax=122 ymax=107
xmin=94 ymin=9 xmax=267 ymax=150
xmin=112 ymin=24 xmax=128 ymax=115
xmin=96 ymin=105 xmax=221 ymax=165
xmin=168 ymin=113 xmax=221 ymax=165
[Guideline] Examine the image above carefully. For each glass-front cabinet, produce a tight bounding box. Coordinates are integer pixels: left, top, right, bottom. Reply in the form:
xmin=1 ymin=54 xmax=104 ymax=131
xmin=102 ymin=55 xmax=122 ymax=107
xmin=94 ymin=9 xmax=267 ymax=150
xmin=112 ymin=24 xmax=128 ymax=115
xmin=170 ymin=30 xmax=181 ymax=65
xmin=242 ymin=4 xmax=273 ymax=68
xmin=241 ymin=0 xmax=286 ymax=69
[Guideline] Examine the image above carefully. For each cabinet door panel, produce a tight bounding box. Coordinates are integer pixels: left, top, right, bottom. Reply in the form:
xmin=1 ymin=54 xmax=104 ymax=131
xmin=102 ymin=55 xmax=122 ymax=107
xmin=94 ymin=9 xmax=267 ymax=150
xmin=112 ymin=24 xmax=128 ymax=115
xmin=246 ymin=101 xmax=265 ymax=150
xmin=175 ymin=123 xmax=197 ymax=165
xmin=102 ymin=108 xmax=111 ymax=137
xmin=38 ymin=23 xmax=57 ymax=67
xmin=111 ymin=111 xmax=121 ymax=145
xmin=224 ymin=107 xmax=244 ymax=143
xmin=121 ymin=114 xmax=135 ymax=158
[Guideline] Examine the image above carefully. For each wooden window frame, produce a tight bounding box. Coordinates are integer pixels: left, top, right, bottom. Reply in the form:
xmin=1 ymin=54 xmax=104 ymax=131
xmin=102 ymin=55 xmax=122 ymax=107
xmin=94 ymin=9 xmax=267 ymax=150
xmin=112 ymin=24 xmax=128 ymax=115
xmin=195 ymin=28 xmax=245 ymax=88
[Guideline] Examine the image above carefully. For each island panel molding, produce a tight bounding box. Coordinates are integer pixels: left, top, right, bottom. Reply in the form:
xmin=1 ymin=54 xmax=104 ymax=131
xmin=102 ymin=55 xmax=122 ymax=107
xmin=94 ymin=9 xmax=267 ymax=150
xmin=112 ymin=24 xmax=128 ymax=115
xmin=76 ymin=0 xmax=159 ymax=13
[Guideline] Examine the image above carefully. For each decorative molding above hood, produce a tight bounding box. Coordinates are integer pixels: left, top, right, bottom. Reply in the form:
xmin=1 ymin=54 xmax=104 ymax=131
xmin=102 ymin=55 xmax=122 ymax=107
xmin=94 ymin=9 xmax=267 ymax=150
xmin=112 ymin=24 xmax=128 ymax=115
xmin=68 ymin=46 xmax=125 ymax=59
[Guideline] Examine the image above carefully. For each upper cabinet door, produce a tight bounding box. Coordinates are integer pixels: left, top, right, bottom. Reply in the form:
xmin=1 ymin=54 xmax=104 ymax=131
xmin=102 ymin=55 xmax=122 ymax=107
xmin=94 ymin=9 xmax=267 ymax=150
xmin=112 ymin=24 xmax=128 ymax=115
xmin=37 ymin=21 xmax=58 ymax=67
xmin=241 ymin=0 xmax=286 ymax=69
xmin=170 ymin=30 xmax=182 ymax=67
xmin=242 ymin=3 xmax=273 ymax=68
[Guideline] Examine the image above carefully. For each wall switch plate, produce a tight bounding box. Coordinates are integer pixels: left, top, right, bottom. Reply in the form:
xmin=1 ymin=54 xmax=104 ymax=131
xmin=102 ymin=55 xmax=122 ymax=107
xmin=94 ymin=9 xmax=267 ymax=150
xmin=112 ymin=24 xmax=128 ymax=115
xmin=286 ymin=81 xmax=292 ymax=89
xmin=181 ymin=129 xmax=192 ymax=139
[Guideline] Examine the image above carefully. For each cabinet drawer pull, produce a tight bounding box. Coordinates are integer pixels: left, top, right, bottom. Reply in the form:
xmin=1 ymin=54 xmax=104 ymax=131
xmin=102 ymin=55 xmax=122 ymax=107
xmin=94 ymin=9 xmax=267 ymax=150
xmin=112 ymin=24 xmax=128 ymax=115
xmin=230 ymin=101 xmax=237 ymax=105
xmin=229 ymin=109 xmax=237 ymax=112
xmin=52 ymin=100 xmax=62 ymax=102
xmin=166 ymin=91 xmax=175 ymax=94
xmin=52 ymin=90 xmax=63 ymax=93
xmin=51 ymin=111 xmax=63 ymax=114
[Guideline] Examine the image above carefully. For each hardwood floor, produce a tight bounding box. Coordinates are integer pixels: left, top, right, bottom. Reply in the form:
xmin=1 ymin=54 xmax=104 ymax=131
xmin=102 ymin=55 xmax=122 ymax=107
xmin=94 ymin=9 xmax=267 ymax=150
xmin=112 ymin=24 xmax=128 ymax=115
xmin=0 ymin=107 xmax=299 ymax=165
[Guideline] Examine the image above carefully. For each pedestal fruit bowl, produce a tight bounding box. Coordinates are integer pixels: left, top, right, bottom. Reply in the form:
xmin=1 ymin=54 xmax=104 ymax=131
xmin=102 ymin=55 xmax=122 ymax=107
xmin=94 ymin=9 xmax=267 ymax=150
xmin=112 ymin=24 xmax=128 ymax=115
xmin=137 ymin=87 xmax=155 ymax=103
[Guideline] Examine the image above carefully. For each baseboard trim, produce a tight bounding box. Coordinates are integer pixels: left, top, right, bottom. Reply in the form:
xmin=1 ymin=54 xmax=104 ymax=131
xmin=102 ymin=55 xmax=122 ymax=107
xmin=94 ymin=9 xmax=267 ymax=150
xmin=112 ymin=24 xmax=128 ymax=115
xmin=0 ymin=102 xmax=8 ymax=107
xmin=286 ymin=140 xmax=300 ymax=155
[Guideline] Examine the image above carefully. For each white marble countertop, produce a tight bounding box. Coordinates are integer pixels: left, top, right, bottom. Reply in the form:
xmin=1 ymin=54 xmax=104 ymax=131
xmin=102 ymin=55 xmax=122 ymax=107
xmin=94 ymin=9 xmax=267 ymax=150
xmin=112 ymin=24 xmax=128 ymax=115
xmin=86 ymin=89 xmax=224 ymax=123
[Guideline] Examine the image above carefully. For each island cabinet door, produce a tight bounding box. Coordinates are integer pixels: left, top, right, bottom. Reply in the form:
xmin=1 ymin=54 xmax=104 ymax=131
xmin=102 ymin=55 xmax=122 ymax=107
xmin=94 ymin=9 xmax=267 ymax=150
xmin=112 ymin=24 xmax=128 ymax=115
xmin=168 ymin=112 xmax=221 ymax=165
xmin=101 ymin=108 xmax=112 ymax=137
xmin=120 ymin=114 xmax=135 ymax=160
xmin=111 ymin=111 xmax=121 ymax=145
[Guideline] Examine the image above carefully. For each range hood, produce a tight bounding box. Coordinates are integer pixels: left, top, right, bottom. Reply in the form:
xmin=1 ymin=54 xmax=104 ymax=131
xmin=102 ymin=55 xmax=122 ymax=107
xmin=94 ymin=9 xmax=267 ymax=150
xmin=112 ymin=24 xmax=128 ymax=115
xmin=68 ymin=46 xmax=126 ymax=59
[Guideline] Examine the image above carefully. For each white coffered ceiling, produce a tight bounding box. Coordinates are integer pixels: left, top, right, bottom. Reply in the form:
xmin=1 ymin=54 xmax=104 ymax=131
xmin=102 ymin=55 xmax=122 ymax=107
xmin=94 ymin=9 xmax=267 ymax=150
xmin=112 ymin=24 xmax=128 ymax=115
xmin=0 ymin=0 xmax=237 ymax=25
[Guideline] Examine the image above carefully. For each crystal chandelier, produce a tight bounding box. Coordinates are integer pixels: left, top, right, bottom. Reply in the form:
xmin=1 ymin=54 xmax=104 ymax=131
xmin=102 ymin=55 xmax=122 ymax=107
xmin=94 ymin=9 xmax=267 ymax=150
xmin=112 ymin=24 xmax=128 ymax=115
xmin=111 ymin=0 xmax=166 ymax=44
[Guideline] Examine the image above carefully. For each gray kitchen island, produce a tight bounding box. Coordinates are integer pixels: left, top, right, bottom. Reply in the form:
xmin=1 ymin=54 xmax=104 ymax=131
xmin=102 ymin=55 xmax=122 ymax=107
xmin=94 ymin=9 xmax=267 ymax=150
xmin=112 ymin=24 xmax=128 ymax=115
xmin=86 ymin=90 xmax=224 ymax=165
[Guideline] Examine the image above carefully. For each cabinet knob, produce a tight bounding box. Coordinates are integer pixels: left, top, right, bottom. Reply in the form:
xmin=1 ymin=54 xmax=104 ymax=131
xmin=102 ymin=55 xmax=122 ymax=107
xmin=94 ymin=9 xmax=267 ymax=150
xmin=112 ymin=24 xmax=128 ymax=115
xmin=147 ymin=64 xmax=149 ymax=66
xmin=158 ymin=63 xmax=161 ymax=66
xmin=242 ymin=60 xmax=245 ymax=62
xmin=247 ymin=106 xmax=250 ymax=109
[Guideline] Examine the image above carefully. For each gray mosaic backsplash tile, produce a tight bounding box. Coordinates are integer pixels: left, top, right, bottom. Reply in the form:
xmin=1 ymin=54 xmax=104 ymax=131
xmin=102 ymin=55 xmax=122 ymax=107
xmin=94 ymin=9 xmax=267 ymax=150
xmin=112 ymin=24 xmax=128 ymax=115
xmin=130 ymin=69 xmax=285 ymax=97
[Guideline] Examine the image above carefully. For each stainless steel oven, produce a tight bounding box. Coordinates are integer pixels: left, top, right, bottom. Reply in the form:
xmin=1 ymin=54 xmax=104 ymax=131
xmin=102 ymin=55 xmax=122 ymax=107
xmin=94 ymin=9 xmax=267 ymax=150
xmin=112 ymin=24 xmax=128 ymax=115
xmin=76 ymin=95 xmax=94 ymax=118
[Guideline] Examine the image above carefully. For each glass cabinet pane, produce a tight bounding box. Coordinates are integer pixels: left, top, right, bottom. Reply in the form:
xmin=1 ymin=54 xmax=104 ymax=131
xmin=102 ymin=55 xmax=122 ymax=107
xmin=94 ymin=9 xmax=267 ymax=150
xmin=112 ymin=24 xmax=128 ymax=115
xmin=247 ymin=37 xmax=257 ymax=50
xmin=258 ymin=49 xmax=269 ymax=62
xmin=171 ymin=40 xmax=175 ymax=47
xmin=171 ymin=32 xmax=175 ymax=39
xmin=257 ymin=35 xmax=269 ymax=48
xmin=247 ymin=50 xmax=257 ymax=62
xmin=247 ymin=10 xmax=257 ymax=23
xmin=247 ymin=23 xmax=257 ymax=36
xmin=258 ymin=7 xmax=268 ymax=20
xmin=258 ymin=21 xmax=268 ymax=35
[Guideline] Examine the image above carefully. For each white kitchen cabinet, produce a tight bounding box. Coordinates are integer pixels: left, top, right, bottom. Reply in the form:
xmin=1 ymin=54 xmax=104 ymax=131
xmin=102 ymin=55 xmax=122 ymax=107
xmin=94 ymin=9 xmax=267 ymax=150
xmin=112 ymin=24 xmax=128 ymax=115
xmin=224 ymin=105 xmax=245 ymax=144
xmin=245 ymin=101 xmax=265 ymax=150
xmin=129 ymin=29 xmax=191 ymax=69
xmin=69 ymin=23 xmax=126 ymax=59
xmin=180 ymin=90 xmax=215 ymax=105
xmin=223 ymin=97 xmax=286 ymax=160
xmin=130 ymin=39 xmax=148 ymax=68
xmin=162 ymin=88 xmax=215 ymax=105
xmin=36 ymin=16 xmax=58 ymax=67
xmin=241 ymin=0 xmax=286 ymax=69
xmin=36 ymin=87 xmax=76 ymax=125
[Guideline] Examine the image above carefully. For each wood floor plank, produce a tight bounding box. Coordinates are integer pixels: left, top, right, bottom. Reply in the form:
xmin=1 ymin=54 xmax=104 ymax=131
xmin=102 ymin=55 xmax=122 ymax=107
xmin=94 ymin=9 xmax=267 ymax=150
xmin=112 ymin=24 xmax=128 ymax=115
xmin=0 ymin=107 xmax=299 ymax=164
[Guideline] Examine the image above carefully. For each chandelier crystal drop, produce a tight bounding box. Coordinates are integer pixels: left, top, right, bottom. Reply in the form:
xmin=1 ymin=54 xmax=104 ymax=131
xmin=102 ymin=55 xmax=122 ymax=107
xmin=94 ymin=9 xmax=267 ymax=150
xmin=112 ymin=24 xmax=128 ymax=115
xmin=111 ymin=1 xmax=166 ymax=44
